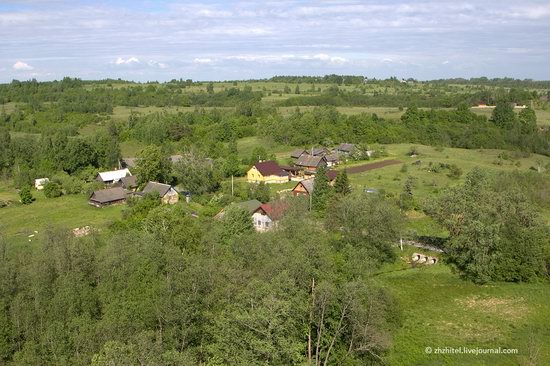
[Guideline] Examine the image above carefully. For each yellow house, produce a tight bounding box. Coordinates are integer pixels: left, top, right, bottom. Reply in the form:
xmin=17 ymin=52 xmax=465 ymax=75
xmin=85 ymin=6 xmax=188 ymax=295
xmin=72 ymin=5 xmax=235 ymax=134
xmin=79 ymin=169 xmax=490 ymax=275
xmin=247 ymin=160 xmax=289 ymax=184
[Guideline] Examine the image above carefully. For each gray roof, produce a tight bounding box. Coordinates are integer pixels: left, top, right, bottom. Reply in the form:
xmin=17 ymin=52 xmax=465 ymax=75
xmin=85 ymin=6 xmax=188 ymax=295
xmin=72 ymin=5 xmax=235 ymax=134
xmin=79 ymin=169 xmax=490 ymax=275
xmin=325 ymin=153 xmax=340 ymax=162
xmin=90 ymin=187 xmax=127 ymax=203
xmin=295 ymin=155 xmax=327 ymax=168
xmin=337 ymin=143 xmax=356 ymax=152
xmin=120 ymin=175 xmax=137 ymax=188
xmin=290 ymin=149 xmax=306 ymax=159
xmin=298 ymin=178 xmax=315 ymax=194
xmin=311 ymin=147 xmax=328 ymax=156
xmin=142 ymin=182 xmax=176 ymax=197
xmin=235 ymin=199 xmax=262 ymax=214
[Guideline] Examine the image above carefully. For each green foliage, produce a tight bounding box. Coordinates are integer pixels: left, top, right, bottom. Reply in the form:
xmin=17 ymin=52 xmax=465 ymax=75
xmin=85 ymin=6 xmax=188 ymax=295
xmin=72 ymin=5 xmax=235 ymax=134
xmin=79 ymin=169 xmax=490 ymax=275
xmin=447 ymin=164 xmax=462 ymax=179
xmin=311 ymin=166 xmax=331 ymax=213
xmin=327 ymin=192 xmax=402 ymax=264
xmin=251 ymin=181 xmax=270 ymax=203
xmin=135 ymin=145 xmax=171 ymax=185
xmin=491 ymin=101 xmax=517 ymax=129
xmin=333 ymin=169 xmax=351 ymax=195
xmin=19 ymin=185 xmax=33 ymax=204
xmin=221 ymin=205 xmax=254 ymax=240
xmin=429 ymin=168 xmax=549 ymax=283
xmin=42 ymin=181 xmax=62 ymax=198
xmin=173 ymin=150 xmax=220 ymax=195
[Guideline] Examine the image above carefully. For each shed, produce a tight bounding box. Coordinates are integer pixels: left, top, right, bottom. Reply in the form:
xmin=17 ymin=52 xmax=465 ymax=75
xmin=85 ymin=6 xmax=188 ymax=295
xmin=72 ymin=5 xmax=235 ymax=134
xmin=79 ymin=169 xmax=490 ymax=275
xmin=89 ymin=187 xmax=127 ymax=207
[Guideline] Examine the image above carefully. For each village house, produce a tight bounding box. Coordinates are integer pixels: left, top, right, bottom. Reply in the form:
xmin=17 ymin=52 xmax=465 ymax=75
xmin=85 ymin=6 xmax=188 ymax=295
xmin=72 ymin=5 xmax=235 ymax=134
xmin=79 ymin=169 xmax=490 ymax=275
xmin=96 ymin=168 xmax=132 ymax=185
xmin=335 ymin=143 xmax=357 ymax=155
xmin=34 ymin=178 xmax=49 ymax=190
xmin=311 ymin=147 xmax=330 ymax=156
xmin=295 ymin=155 xmax=328 ymax=175
xmin=215 ymin=199 xmax=262 ymax=220
xmin=290 ymin=149 xmax=307 ymax=159
xmin=116 ymin=175 xmax=138 ymax=191
xmin=247 ymin=160 xmax=289 ymax=184
xmin=291 ymin=171 xmax=338 ymax=196
xmin=89 ymin=187 xmax=127 ymax=207
xmin=142 ymin=182 xmax=179 ymax=204
xmin=252 ymin=201 xmax=289 ymax=232
xmin=325 ymin=152 xmax=340 ymax=167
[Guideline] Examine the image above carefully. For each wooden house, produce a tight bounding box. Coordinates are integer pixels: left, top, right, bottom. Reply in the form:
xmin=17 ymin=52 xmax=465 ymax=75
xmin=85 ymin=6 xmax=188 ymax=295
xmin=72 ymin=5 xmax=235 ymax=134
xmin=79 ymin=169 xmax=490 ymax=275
xmin=295 ymin=155 xmax=328 ymax=175
xmin=142 ymin=182 xmax=179 ymax=204
xmin=247 ymin=160 xmax=289 ymax=184
xmin=291 ymin=171 xmax=338 ymax=196
xmin=89 ymin=187 xmax=127 ymax=207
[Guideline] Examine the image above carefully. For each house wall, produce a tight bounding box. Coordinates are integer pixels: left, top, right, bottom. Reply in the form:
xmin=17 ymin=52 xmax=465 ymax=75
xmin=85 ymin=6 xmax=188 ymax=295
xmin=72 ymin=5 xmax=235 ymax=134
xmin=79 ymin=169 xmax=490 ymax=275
xmin=252 ymin=212 xmax=273 ymax=232
xmin=292 ymin=183 xmax=309 ymax=196
xmin=247 ymin=167 xmax=287 ymax=184
xmin=161 ymin=189 xmax=179 ymax=205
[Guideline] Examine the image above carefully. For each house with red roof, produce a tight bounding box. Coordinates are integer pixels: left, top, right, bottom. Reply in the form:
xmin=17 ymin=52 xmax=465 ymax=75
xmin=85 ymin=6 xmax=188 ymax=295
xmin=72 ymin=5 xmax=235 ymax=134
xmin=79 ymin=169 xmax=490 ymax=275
xmin=251 ymin=200 xmax=290 ymax=232
xmin=247 ymin=160 xmax=289 ymax=184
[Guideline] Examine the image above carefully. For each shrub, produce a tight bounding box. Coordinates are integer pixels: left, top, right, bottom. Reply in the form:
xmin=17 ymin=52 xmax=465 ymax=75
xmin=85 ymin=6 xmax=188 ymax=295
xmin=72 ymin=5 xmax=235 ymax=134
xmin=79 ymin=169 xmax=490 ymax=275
xmin=19 ymin=185 xmax=34 ymax=204
xmin=43 ymin=182 xmax=63 ymax=198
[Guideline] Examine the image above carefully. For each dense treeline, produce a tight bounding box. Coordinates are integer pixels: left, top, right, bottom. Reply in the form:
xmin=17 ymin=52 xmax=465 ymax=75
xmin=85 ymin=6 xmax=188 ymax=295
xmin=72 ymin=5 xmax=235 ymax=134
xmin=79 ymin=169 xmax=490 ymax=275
xmin=269 ymin=74 xmax=366 ymax=85
xmin=0 ymin=194 xmax=403 ymax=365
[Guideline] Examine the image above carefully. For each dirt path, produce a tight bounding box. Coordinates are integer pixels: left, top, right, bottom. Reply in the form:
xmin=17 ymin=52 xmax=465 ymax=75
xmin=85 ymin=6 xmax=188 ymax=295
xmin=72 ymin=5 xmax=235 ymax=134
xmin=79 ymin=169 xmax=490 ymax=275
xmin=344 ymin=159 xmax=402 ymax=174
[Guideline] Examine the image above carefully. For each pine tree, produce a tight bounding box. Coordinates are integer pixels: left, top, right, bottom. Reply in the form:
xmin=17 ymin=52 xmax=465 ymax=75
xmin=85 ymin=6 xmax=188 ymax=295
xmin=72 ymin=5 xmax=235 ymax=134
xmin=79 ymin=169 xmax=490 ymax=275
xmin=334 ymin=169 xmax=351 ymax=196
xmin=312 ymin=166 xmax=331 ymax=213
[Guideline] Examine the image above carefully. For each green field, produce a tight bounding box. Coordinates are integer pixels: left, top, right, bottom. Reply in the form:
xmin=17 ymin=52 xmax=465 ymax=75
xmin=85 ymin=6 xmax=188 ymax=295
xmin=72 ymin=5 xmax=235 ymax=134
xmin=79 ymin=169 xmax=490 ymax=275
xmin=375 ymin=246 xmax=550 ymax=365
xmin=0 ymin=183 xmax=123 ymax=247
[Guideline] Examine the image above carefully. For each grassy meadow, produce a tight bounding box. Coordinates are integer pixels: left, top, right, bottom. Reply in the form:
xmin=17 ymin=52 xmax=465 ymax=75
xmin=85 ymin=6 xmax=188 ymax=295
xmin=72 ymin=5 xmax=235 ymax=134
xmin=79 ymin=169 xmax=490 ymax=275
xmin=0 ymin=182 xmax=123 ymax=247
xmin=375 ymin=246 xmax=550 ymax=365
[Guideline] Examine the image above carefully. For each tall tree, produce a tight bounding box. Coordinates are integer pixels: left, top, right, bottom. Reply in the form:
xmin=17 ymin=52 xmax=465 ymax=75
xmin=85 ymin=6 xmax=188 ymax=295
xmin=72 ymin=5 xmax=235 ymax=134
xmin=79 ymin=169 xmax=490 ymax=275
xmin=333 ymin=169 xmax=351 ymax=196
xmin=312 ymin=166 xmax=331 ymax=213
xmin=491 ymin=101 xmax=516 ymax=129
xmin=135 ymin=146 xmax=171 ymax=185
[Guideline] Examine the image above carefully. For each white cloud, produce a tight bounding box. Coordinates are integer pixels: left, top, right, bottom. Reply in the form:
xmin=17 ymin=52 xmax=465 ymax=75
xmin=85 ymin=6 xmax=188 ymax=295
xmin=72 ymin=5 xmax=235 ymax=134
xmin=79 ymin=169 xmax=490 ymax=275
xmin=115 ymin=57 xmax=140 ymax=65
xmin=147 ymin=60 xmax=168 ymax=69
xmin=12 ymin=60 xmax=34 ymax=70
xmin=193 ymin=58 xmax=213 ymax=64
xmin=442 ymin=60 xmax=450 ymax=65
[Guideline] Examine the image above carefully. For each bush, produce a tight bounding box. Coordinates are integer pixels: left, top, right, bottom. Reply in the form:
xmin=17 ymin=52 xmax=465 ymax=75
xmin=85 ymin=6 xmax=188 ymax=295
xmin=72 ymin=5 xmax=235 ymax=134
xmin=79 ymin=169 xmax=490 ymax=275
xmin=19 ymin=185 xmax=34 ymax=204
xmin=43 ymin=182 xmax=63 ymax=198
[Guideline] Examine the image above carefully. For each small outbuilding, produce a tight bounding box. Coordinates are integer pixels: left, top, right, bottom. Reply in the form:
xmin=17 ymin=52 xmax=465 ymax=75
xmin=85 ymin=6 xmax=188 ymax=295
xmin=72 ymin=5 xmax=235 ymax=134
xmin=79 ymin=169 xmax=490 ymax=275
xmin=96 ymin=168 xmax=132 ymax=185
xmin=89 ymin=187 xmax=127 ymax=207
xmin=142 ymin=182 xmax=179 ymax=204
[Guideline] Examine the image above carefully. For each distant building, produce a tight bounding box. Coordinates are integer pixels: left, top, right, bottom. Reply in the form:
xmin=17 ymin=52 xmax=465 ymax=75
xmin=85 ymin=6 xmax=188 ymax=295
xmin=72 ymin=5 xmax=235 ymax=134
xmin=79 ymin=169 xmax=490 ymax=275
xmin=295 ymin=155 xmax=327 ymax=175
xmin=142 ymin=182 xmax=179 ymax=204
xmin=291 ymin=171 xmax=337 ymax=196
xmin=117 ymin=175 xmax=138 ymax=191
xmin=96 ymin=168 xmax=132 ymax=185
xmin=215 ymin=199 xmax=262 ymax=220
xmin=89 ymin=187 xmax=127 ymax=207
xmin=252 ymin=201 xmax=290 ymax=232
xmin=247 ymin=160 xmax=289 ymax=184
xmin=290 ymin=149 xmax=307 ymax=159
xmin=335 ymin=143 xmax=357 ymax=155
xmin=34 ymin=178 xmax=49 ymax=190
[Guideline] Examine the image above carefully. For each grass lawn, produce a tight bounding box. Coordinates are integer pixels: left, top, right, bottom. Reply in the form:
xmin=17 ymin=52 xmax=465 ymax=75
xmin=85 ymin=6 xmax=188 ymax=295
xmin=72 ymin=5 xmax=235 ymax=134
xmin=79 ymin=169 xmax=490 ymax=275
xmin=374 ymin=246 xmax=550 ymax=365
xmin=120 ymin=139 xmax=148 ymax=157
xmin=0 ymin=183 xmax=123 ymax=247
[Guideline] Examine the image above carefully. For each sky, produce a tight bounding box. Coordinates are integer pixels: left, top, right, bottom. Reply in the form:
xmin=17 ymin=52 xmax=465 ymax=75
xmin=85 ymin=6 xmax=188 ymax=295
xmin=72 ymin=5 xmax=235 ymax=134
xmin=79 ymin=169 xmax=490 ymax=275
xmin=1 ymin=0 xmax=550 ymax=82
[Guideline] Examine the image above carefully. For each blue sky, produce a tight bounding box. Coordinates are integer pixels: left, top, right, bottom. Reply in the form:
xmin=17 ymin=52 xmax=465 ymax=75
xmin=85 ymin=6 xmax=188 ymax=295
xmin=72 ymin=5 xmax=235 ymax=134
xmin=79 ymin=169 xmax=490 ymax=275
xmin=1 ymin=0 xmax=550 ymax=82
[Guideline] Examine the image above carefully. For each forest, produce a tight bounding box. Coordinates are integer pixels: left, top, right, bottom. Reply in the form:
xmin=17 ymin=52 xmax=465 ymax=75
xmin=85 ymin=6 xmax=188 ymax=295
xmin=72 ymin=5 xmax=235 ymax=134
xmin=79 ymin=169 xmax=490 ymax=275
xmin=0 ymin=75 xmax=550 ymax=365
